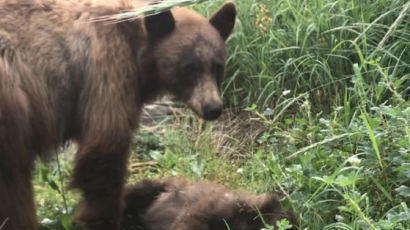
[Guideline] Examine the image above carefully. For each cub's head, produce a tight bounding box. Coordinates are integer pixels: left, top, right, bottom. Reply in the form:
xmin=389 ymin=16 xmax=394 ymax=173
xmin=208 ymin=193 xmax=297 ymax=230
xmin=171 ymin=192 xmax=298 ymax=230
xmin=141 ymin=2 xmax=236 ymax=121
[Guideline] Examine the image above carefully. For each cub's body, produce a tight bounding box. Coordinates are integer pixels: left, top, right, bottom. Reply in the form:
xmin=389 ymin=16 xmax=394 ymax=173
xmin=124 ymin=178 xmax=297 ymax=230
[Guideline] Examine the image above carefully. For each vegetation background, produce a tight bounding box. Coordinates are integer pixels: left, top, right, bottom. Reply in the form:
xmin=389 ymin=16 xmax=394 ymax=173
xmin=34 ymin=0 xmax=410 ymax=229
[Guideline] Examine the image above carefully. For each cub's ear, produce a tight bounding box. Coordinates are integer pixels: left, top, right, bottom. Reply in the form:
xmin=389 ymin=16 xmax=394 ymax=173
xmin=257 ymin=194 xmax=281 ymax=213
xmin=209 ymin=2 xmax=237 ymax=41
xmin=257 ymin=194 xmax=298 ymax=229
xmin=145 ymin=11 xmax=175 ymax=40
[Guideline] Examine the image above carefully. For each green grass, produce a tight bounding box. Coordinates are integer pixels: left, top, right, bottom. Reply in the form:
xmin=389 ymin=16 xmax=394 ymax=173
xmin=34 ymin=0 xmax=410 ymax=229
xmin=126 ymin=101 xmax=408 ymax=229
xmin=195 ymin=0 xmax=410 ymax=111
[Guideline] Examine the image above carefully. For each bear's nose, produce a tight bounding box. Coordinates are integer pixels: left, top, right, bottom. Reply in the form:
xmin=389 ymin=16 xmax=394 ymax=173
xmin=202 ymin=102 xmax=222 ymax=121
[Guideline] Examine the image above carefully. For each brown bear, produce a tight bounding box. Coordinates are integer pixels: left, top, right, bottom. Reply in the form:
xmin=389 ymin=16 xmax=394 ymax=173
xmin=0 ymin=1 xmax=236 ymax=230
xmin=123 ymin=178 xmax=298 ymax=230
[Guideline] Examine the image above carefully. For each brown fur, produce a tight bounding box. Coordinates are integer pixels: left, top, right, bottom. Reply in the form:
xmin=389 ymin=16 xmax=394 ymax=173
xmin=0 ymin=1 xmax=236 ymax=230
xmin=123 ymin=178 xmax=298 ymax=230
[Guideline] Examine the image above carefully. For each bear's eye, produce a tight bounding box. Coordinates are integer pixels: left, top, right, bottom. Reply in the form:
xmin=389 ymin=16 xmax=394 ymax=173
xmin=180 ymin=61 xmax=200 ymax=76
xmin=213 ymin=62 xmax=224 ymax=86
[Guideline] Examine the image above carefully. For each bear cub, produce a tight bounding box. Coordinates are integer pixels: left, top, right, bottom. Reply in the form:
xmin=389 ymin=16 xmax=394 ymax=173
xmin=123 ymin=178 xmax=297 ymax=230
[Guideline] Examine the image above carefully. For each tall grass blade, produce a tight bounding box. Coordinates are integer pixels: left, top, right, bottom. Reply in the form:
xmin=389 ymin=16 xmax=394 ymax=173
xmin=360 ymin=108 xmax=384 ymax=169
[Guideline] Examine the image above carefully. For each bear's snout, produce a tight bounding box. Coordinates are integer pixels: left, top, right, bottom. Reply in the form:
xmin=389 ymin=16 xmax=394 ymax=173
xmin=202 ymin=101 xmax=222 ymax=121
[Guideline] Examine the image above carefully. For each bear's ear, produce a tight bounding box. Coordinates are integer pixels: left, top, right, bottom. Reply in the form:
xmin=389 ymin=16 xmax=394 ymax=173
xmin=209 ymin=2 xmax=237 ymax=41
xmin=255 ymin=194 xmax=281 ymax=215
xmin=145 ymin=11 xmax=175 ymax=40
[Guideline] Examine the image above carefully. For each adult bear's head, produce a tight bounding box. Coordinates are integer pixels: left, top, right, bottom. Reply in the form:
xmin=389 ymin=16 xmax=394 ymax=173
xmin=140 ymin=2 xmax=236 ymax=121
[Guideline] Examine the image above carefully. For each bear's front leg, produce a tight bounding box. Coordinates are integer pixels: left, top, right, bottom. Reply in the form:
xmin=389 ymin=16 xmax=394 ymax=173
xmin=71 ymin=134 xmax=131 ymax=230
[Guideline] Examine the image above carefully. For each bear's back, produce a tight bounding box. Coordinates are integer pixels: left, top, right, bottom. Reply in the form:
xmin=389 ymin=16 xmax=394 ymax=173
xmin=0 ymin=0 xmax=146 ymax=143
